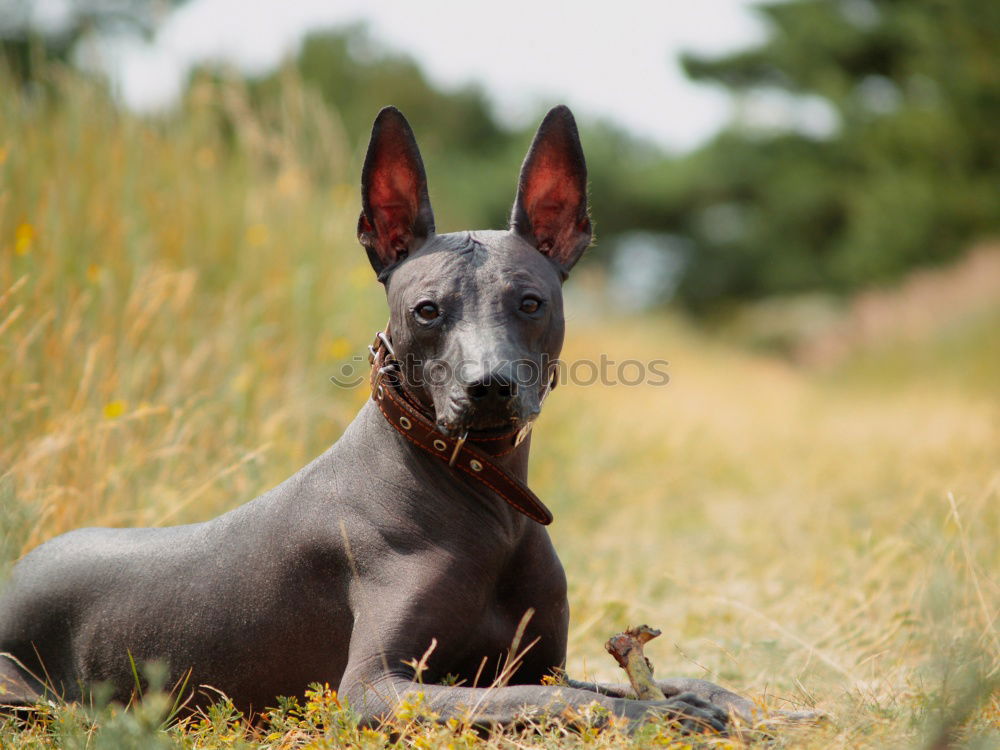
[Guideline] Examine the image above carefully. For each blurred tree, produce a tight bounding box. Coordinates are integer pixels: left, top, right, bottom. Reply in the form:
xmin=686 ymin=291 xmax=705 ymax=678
xmin=0 ymin=0 xmax=185 ymax=82
xmin=252 ymin=5 xmax=1000 ymax=310
xmin=243 ymin=27 xmax=519 ymax=233
xmin=242 ymin=27 xmax=678 ymax=256
xmin=8 ymin=3 xmax=996 ymax=311
xmin=668 ymin=0 xmax=1000 ymax=309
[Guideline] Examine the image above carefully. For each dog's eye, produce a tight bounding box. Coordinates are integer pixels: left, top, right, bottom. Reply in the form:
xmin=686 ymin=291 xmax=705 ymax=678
xmin=520 ymin=296 xmax=542 ymax=314
xmin=415 ymin=302 xmax=439 ymax=321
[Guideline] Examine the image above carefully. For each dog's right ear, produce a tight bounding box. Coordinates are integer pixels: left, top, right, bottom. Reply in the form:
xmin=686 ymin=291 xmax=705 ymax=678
xmin=358 ymin=107 xmax=435 ymax=276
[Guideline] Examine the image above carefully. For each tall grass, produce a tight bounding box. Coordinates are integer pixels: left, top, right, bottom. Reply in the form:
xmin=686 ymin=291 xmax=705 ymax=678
xmin=1 ymin=66 xmax=383 ymax=555
xmin=2 ymin=65 xmax=998 ymax=747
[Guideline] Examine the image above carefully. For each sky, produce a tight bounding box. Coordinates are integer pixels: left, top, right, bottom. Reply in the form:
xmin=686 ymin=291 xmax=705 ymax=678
xmin=72 ymin=0 xmax=773 ymax=152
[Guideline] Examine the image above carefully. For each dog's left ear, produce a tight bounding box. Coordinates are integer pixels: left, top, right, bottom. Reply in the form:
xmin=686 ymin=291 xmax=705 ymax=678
xmin=510 ymin=105 xmax=592 ymax=276
xmin=358 ymin=106 xmax=435 ymax=276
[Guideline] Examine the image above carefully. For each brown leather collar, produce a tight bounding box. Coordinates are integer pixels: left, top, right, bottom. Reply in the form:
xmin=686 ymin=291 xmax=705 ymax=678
xmin=368 ymin=327 xmax=554 ymax=525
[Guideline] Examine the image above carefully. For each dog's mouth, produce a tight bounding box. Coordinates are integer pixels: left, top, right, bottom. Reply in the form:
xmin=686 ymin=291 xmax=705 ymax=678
xmin=434 ymin=394 xmax=537 ymax=438
xmin=436 ymin=412 xmax=525 ymax=439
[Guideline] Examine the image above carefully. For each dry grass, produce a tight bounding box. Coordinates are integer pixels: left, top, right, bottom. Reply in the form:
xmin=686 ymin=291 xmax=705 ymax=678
xmin=1 ymin=67 xmax=998 ymax=748
xmin=545 ymin=313 xmax=999 ymax=747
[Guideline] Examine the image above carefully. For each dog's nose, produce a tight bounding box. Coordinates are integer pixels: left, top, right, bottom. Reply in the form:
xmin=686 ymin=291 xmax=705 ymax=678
xmin=466 ymin=371 xmax=517 ymax=401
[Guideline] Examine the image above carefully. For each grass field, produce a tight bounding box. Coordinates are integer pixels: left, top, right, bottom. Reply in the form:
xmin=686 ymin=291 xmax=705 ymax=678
xmin=1 ymin=68 xmax=998 ymax=748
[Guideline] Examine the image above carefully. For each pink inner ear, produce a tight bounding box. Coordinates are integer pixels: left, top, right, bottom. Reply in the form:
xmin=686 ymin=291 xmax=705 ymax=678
xmin=523 ymin=156 xmax=583 ymax=257
xmin=369 ymin=163 xmax=419 ymax=264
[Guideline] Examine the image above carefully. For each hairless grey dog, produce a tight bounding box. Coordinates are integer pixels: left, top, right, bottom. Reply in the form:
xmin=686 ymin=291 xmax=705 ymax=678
xmin=0 ymin=106 xmax=758 ymax=732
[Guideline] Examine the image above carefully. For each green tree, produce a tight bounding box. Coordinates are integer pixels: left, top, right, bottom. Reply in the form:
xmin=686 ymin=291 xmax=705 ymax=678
xmin=666 ymin=0 xmax=1000 ymax=308
xmin=244 ymin=27 xmax=519 ymax=233
xmin=243 ymin=27 xmax=686 ymax=251
xmin=0 ymin=0 xmax=187 ymax=82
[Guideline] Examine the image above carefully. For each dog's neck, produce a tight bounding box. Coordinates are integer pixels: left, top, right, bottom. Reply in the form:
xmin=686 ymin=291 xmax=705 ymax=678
xmin=349 ymin=399 xmax=534 ymax=535
xmin=364 ymin=392 xmax=533 ymax=482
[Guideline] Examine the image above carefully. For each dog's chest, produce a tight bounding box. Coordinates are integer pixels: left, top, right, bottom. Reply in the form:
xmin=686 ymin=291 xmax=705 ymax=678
xmin=427 ymin=539 xmax=569 ymax=685
xmin=433 ymin=592 xmax=565 ymax=687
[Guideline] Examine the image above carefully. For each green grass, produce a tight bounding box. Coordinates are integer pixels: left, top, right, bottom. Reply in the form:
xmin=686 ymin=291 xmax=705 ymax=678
xmin=1 ymin=66 xmax=998 ymax=748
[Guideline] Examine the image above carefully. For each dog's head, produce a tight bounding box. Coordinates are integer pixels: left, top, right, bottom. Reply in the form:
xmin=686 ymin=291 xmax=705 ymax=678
xmin=358 ymin=106 xmax=591 ymax=436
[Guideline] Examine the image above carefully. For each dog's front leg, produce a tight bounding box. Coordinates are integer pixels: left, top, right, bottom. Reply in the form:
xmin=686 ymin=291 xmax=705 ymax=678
xmin=566 ymin=677 xmax=822 ymax=724
xmin=566 ymin=677 xmax=756 ymax=721
xmin=339 ymin=667 xmax=729 ymax=733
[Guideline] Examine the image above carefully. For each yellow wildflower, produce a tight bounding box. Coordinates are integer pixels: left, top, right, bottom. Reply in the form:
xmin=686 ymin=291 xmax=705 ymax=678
xmin=103 ymin=400 xmax=127 ymax=419
xmin=327 ymin=337 xmax=351 ymax=360
xmin=14 ymin=223 xmax=34 ymax=256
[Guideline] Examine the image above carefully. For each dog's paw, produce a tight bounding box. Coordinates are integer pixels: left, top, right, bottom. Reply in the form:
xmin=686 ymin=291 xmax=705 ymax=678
xmin=619 ymin=692 xmax=729 ymax=734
